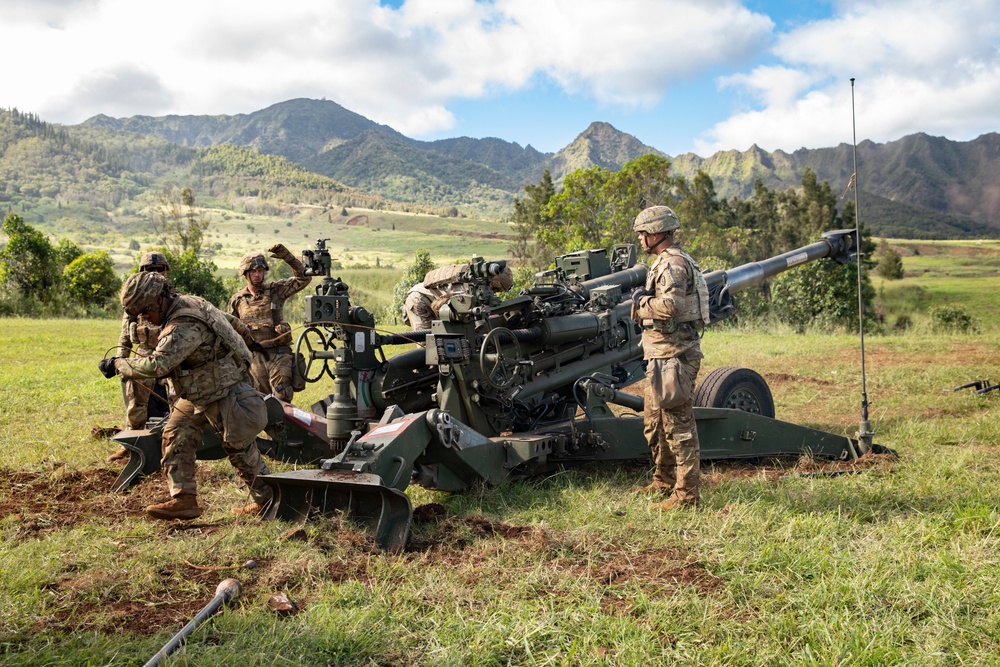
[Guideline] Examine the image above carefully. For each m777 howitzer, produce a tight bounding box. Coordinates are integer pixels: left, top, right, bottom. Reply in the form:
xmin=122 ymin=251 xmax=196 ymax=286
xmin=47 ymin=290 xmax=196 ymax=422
xmin=108 ymin=232 xmax=888 ymax=548
xmin=222 ymin=228 xmax=888 ymax=551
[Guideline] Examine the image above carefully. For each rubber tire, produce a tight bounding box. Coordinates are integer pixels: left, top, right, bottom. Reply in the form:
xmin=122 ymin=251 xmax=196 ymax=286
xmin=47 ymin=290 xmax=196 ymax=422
xmin=693 ymin=366 xmax=775 ymax=418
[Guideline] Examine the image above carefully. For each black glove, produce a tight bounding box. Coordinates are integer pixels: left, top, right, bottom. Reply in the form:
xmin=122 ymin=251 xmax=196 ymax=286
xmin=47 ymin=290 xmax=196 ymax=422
xmin=98 ymin=357 xmax=118 ymax=379
xmin=249 ymin=341 xmax=270 ymax=361
xmin=630 ymin=287 xmax=651 ymax=303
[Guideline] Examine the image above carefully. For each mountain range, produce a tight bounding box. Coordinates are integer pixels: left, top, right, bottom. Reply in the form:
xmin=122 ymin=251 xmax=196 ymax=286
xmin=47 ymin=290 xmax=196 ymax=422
xmin=84 ymin=98 xmax=998 ymax=238
xmin=2 ymin=98 xmax=995 ymax=239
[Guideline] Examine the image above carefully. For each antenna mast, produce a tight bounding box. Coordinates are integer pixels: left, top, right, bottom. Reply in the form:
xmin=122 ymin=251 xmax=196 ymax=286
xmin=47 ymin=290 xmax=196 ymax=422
xmin=851 ymin=77 xmax=874 ymax=455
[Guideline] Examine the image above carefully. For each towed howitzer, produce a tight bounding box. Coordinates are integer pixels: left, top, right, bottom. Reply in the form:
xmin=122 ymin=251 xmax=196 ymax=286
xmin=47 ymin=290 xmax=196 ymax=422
xmin=110 ymin=231 xmax=884 ymax=542
xmin=243 ymin=229 xmax=888 ymax=550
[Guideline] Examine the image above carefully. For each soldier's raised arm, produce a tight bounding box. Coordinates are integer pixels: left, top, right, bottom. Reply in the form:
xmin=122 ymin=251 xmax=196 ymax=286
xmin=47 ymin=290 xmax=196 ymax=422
xmin=268 ymin=243 xmax=312 ymax=298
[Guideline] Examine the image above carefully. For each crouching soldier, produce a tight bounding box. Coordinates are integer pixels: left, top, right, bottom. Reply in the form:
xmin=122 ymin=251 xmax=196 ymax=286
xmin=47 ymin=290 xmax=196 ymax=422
xmin=99 ymin=272 xmax=275 ymax=520
xmin=403 ymin=264 xmax=514 ymax=330
xmin=228 ymin=244 xmax=312 ymax=401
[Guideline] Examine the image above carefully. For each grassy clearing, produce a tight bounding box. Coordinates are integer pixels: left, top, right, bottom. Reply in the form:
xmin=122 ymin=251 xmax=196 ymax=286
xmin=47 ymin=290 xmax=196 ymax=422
xmin=81 ymin=207 xmax=515 ymax=276
xmin=3 ymin=242 xmax=1000 ymax=665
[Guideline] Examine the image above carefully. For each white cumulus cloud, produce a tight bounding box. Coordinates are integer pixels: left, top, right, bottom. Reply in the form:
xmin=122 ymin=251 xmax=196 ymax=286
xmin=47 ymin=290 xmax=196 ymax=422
xmin=696 ymin=0 xmax=1000 ymax=154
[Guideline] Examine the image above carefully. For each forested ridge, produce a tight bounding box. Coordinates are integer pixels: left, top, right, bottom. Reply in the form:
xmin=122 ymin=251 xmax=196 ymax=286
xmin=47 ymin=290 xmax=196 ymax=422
xmin=3 ymin=99 xmax=999 ymax=239
xmin=0 ymin=108 xmax=439 ymax=238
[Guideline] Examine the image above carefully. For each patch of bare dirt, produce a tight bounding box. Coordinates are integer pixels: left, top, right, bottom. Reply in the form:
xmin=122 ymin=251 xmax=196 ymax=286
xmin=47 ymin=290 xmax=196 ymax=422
xmin=34 ymin=563 xmax=237 ymax=636
xmin=403 ymin=504 xmax=721 ymax=610
xmin=765 ymin=372 xmax=834 ymax=388
xmin=703 ymin=451 xmax=897 ymax=483
xmin=0 ymin=467 xmax=154 ymax=536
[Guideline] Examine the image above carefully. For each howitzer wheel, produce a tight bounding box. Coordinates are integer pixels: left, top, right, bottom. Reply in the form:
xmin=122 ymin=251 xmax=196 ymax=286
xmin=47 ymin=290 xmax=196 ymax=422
xmin=694 ymin=367 xmax=775 ymax=418
xmin=479 ymin=327 xmax=521 ymax=390
xmin=295 ymin=326 xmax=332 ymax=382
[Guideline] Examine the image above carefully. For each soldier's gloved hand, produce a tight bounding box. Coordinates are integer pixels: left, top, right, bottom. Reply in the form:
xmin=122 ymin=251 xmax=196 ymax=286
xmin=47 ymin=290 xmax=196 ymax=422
xmin=267 ymin=243 xmax=290 ymax=260
xmin=248 ymin=341 xmax=270 ymax=361
xmin=630 ymin=287 xmax=651 ymax=304
xmin=98 ymin=358 xmax=118 ymax=379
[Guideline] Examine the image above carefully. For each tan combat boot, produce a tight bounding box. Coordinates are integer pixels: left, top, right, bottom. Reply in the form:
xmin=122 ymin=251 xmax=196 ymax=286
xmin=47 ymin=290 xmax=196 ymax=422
xmin=636 ymin=480 xmax=673 ymax=495
xmin=107 ymin=447 xmax=131 ymax=463
xmin=232 ymin=490 xmax=273 ymax=517
xmin=651 ymin=495 xmax=698 ymax=511
xmin=231 ymin=502 xmax=268 ymax=517
xmin=146 ymin=494 xmax=202 ymax=520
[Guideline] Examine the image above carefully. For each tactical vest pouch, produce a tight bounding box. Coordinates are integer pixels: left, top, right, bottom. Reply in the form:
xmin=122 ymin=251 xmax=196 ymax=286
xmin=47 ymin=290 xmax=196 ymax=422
xmin=647 ymin=319 xmax=679 ymax=334
xmin=273 ymin=321 xmax=293 ymax=347
xmin=174 ymin=362 xmax=225 ymax=405
xmin=647 ymin=357 xmax=696 ymax=410
xmin=218 ymin=382 xmax=267 ymax=444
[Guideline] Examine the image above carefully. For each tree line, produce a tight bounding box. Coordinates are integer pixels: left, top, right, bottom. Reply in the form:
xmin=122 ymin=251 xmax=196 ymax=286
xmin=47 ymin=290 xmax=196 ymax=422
xmin=509 ymin=154 xmax=902 ymax=331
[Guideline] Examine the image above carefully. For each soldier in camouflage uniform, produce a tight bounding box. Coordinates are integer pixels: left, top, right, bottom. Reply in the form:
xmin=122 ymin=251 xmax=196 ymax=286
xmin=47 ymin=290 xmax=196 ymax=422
xmin=117 ymin=252 xmax=171 ymax=430
xmin=228 ymin=244 xmax=312 ymax=401
xmin=99 ymin=272 xmax=274 ymax=520
xmin=403 ymin=264 xmax=514 ymax=329
xmin=630 ymin=206 xmax=710 ymax=509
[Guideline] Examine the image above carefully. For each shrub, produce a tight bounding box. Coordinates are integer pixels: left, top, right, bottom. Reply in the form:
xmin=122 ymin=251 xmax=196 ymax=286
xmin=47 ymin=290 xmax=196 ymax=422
xmin=64 ymin=251 xmax=121 ymax=307
xmin=930 ymin=304 xmax=979 ymax=334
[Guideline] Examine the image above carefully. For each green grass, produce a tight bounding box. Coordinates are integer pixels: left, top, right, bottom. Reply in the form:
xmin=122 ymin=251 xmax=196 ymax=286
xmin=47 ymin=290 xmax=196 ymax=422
xmin=74 ymin=206 xmax=515 ymax=277
xmin=3 ymin=241 xmax=1000 ymax=665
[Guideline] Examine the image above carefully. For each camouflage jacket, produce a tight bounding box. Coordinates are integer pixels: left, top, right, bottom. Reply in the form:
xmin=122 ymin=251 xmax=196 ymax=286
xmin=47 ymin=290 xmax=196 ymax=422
xmin=228 ymin=251 xmax=311 ymax=347
xmin=632 ymin=246 xmax=705 ymax=361
xmin=115 ymin=296 xmax=257 ymax=406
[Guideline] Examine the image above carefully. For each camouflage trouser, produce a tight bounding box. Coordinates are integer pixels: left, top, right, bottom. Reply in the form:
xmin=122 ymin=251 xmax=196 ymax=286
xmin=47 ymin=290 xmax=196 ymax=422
xmin=161 ymin=397 xmax=272 ymax=504
xmin=402 ymin=292 xmax=434 ymax=330
xmin=124 ymin=377 xmax=157 ymax=429
xmin=644 ymin=356 xmax=702 ymax=503
xmin=249 ymin=347 xmax=295 ymax=402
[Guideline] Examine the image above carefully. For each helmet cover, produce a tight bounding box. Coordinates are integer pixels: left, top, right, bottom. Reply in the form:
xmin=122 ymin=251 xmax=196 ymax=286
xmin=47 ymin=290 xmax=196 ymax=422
xmin=121 ymin=271 xmax=166 ymax=314
xmin=239 ymin=251 xmax=270 ymax=275
xmin=632 ymin=206 xmax=680 ymax=234
xmin=139 ymin=251 xmax=170 ymax=272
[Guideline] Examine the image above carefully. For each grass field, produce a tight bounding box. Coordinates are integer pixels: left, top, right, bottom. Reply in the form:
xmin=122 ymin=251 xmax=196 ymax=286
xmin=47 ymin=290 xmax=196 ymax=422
xmin=2 ymin=241 xmax=1000 ymax=665
xmin=93 ymin=206 xmax=516 ymax=276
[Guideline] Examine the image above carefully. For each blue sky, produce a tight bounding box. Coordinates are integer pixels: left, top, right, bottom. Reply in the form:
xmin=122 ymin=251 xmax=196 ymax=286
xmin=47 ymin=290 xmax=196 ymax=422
xmin=4 ymin=0 xmax=999 ymax=157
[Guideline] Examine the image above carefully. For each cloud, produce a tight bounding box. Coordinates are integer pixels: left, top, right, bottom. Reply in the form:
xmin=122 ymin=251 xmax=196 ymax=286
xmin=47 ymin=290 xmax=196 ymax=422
xmin=55 ymin=65 xmax=174 ymax=120
xmin=1 ymin=0 xmax=774 ymax=136
xmin=696 ymin=0 xmax=1000 ymax=154
xmin=0 ymin=0 xmax=99 ymax=28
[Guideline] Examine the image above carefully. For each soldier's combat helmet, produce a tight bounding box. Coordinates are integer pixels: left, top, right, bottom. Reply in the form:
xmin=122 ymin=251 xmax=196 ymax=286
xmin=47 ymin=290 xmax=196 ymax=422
xmin=139 ymin=251 xmax=170 ymax=272
xmin=633 ymin=206 xmax=680 ymax=234
xmin=489 ymin=266 xmax=514 ymax=292
xmin=239 ymin=251 xmax=269 ymax=275
xmin=121 ymin=271 xmax=167 ymax=315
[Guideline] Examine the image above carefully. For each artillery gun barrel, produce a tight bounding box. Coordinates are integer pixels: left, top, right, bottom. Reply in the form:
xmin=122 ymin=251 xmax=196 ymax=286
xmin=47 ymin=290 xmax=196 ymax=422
xmin=704 ymin=229 xmax=857 ymax=294
xmin=577 ymin=266 xmax=647 ymax=299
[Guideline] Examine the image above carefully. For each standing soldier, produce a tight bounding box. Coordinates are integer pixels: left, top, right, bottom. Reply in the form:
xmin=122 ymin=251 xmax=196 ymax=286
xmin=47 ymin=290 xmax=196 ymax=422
xmin=109 ymin=251 xmax=171 ymax=462
xmin=229 ymin=244 xmax=312 ymax=401
xmin=99 ymin=272 xmax=274 ymax=520
xmin=630 ymin=206 xmax=710 ymax=509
